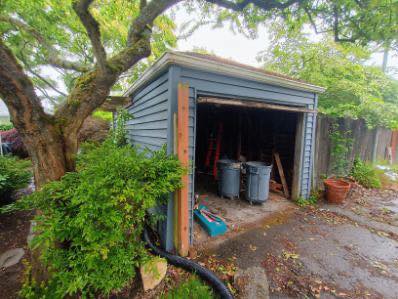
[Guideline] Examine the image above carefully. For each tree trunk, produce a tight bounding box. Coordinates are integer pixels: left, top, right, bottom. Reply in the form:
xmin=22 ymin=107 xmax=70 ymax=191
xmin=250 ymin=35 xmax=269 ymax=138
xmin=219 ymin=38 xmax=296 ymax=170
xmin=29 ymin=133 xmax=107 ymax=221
xmin=20 ymin=126 xmax=68 ymax=188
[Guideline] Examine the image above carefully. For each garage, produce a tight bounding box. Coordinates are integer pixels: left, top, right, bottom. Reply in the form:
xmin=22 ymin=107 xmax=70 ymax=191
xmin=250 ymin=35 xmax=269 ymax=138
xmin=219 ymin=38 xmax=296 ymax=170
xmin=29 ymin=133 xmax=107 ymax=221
xmin=124 ymin=51 xmax=324 ymax=254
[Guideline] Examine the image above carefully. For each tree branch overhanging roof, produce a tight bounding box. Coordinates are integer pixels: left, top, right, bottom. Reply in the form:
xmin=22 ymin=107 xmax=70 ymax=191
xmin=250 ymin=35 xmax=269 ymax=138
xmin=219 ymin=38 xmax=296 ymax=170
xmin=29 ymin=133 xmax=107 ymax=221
xmin=124 ymin=51 xmax=325 ymax=96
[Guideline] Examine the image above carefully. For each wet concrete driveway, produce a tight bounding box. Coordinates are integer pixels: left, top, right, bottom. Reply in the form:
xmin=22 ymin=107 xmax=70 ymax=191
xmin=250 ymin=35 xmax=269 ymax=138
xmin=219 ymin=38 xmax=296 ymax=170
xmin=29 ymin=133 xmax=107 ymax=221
xmin=197 ymin=187 xmax=398 ymax=298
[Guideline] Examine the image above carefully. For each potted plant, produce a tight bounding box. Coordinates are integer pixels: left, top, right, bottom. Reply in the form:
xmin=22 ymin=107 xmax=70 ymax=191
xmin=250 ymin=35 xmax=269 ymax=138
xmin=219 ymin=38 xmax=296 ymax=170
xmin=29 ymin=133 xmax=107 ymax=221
xmin=324 ymin=178 xmax=351 ymax=204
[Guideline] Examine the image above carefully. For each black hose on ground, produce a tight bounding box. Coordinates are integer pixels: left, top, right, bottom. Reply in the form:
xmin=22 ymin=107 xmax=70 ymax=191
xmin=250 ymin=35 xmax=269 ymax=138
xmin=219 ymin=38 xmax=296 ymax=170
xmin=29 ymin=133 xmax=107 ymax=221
xmin=143 ymin=227 xmax=234 ymax=299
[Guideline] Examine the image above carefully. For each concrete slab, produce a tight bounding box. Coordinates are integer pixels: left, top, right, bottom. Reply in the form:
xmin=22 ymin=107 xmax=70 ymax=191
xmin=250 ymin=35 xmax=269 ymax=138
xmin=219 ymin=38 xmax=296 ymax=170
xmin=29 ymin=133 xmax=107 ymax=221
xmin=197 ymin=206 xmax=398 ymax=298
xmin=193 ymin=191 xmax=296 ymax=249
xmin=234 ymin=266 xmax=270 ymax=299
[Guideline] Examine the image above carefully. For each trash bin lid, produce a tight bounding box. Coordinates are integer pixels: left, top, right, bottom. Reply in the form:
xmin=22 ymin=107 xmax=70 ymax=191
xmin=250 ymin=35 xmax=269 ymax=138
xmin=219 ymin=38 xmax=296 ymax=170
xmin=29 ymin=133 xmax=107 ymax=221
xmin=217 ymin=159 xmax=241 ymax=169
xmin=245 ymin=161 xmax=272 ymax=170
xmin=245 ymin=161 xmax=272 ymax=169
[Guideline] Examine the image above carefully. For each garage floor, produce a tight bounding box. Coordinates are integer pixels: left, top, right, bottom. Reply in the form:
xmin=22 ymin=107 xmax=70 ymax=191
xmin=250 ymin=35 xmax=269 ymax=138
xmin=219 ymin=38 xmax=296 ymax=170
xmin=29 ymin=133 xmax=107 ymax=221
xmin=193 ymin=191 xmax=294 ymax=249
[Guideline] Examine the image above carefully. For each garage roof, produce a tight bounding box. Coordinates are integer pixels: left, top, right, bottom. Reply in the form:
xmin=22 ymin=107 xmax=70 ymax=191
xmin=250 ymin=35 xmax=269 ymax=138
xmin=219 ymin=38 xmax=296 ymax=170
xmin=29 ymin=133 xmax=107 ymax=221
xmin=124 ymin=51 xmax=325 ymax=96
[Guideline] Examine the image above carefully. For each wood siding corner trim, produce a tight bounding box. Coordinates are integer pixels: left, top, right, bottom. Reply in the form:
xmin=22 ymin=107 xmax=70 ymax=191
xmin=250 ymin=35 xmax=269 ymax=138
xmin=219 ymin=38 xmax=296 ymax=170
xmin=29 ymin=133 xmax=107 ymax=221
xmin=177 ymin=83 xmax=190 ymax=256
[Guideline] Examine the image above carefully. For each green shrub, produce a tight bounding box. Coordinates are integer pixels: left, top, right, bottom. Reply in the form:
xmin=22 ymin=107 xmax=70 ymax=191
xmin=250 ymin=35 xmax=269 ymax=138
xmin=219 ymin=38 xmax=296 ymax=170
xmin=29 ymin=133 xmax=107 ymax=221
xmin=12 ymin=140 xmax=183 ymax=298
xmin=350 ymin=158 xmax=381 ymax=188
xmin=0 ymin=155 xmax=31 ymax=198
xmin=112 ymin=109 xmax=132 ymax=146
xmin=296 ymin=193 xmax=318 ymax=207
xmin=161 ymin=277 xmax=216 ymax=299
xmin=0 ymin=123 xmax=13 ymax=131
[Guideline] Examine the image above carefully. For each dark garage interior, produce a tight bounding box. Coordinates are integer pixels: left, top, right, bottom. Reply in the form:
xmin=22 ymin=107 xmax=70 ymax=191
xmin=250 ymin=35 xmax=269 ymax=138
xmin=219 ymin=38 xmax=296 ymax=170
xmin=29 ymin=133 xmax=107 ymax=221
xmin=194 ymin=99 xmax=299 ymax=199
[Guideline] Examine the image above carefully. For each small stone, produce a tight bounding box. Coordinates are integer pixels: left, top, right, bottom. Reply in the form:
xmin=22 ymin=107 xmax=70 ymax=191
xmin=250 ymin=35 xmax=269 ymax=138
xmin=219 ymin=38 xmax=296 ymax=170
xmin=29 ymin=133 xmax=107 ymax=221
xmin=234 ymin=266 xmax=269 ymax=299
xmin=140 ymin=257 xmax=167 ymax=291
xmin=0 ymin=248 xmax=25 ymax=268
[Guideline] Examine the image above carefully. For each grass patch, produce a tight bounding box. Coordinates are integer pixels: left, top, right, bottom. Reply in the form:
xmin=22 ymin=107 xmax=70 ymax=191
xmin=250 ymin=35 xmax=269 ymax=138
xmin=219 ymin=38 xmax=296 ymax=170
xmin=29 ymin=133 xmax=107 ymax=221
xmin=161 ymin=277 xmax=216 ymax=299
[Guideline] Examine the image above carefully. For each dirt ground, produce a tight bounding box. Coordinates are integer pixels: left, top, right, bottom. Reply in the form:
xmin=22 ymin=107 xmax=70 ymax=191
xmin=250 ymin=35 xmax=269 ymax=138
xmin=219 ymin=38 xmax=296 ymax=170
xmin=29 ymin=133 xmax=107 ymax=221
xmin=194 ymin=185 xmax=398 ymax=298
xmin=0 ymin=210 xmax=33 ymax=299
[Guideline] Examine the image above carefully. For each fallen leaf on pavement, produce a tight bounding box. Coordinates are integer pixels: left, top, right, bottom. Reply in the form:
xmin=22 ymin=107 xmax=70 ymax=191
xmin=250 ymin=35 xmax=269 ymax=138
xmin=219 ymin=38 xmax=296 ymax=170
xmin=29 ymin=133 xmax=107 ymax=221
xmin=282 ymin=250 xmax=300 ymax=260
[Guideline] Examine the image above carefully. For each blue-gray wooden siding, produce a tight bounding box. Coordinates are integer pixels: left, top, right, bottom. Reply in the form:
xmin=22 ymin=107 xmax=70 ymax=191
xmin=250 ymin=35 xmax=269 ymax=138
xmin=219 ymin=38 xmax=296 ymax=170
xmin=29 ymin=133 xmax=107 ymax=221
xmin=126 ymin=71 xmax=173 ymax=250
xmin=126 ymin=72 xmax=169 ymax=151
xmin=126 ymin=64 xmax=318 ymax=251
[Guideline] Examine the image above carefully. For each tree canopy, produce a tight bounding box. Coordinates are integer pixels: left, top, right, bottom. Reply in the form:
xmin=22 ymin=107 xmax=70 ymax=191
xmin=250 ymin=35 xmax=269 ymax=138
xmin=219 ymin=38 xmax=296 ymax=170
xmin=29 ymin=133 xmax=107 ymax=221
xmin=260 ymin=24 xmax=398 ymax=129
xmin=0 ymin=0 xmax=177 ymax=106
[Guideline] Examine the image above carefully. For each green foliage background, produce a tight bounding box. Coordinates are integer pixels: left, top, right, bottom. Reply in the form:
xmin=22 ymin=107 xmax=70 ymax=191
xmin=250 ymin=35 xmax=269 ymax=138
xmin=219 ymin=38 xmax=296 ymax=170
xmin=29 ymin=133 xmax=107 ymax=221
xmin=261 ymin=27 xmax=398 ymax=129
xmin=0 ymin=155 xmax=31 ymax=199
xmin=0 ymin=0 xmax=177 ymax=104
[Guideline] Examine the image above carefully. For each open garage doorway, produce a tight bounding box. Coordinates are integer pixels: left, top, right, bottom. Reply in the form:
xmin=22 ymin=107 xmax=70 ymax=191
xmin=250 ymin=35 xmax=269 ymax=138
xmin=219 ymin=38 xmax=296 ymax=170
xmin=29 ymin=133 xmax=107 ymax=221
xmin=193 ymin=97 xmax=304 ymax=246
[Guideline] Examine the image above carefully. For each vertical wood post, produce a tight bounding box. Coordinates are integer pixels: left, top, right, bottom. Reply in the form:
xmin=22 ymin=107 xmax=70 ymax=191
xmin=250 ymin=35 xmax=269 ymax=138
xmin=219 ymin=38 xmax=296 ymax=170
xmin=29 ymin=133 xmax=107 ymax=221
xmin=177 ymin=83 xmax=189 ymax=256
xmin=292 ymin=113 xmax=304 ymax=199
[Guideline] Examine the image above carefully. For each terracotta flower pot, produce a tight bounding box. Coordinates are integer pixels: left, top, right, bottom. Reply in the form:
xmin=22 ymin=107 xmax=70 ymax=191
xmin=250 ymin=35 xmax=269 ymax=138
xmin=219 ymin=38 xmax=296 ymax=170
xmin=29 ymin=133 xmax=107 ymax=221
xmin=324 ymin=178 xmax=351 ymax=204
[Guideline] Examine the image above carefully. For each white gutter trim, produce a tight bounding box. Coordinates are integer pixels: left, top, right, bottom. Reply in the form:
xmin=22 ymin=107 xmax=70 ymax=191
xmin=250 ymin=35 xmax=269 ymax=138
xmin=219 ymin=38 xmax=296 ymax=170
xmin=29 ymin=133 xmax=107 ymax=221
xmin=124 ymin=51 xmax=325 ymax=96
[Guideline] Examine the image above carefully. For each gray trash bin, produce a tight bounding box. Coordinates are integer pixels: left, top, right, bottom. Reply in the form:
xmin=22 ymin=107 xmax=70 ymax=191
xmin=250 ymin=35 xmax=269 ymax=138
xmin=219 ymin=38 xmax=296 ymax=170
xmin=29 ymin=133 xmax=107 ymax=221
xmin=217 ymin=159 xmax=241 ymax=199
xmin=245 ymin=161 xmax=272 ymax=204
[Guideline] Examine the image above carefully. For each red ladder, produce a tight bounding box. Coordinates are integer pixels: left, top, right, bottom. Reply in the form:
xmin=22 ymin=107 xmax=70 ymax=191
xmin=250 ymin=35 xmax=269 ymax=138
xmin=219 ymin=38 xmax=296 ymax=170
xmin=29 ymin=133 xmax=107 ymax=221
xmin=204 ymin=122 xmax=223 ymax=178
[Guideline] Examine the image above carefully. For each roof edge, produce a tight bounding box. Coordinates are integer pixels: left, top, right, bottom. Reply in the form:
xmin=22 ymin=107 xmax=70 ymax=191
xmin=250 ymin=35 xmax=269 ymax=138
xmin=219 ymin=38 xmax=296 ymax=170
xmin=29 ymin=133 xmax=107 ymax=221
xmin=124 ymin=51 xmax=325 ymax=96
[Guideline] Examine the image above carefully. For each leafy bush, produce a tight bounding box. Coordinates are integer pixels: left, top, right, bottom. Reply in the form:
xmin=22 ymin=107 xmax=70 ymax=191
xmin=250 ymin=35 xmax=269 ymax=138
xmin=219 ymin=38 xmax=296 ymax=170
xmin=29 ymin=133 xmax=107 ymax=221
xmin=350 ymin=158 xmax=381 ymax=189
xmin=12 ymin=140 xmax=183 ymax=298
xmin=0 ymin=155 xmax=31 ymax=199
xmin=161 ymin=277 xmax=216 ymax=299
xmin=0 ymin=123 xmax=13 ymax=131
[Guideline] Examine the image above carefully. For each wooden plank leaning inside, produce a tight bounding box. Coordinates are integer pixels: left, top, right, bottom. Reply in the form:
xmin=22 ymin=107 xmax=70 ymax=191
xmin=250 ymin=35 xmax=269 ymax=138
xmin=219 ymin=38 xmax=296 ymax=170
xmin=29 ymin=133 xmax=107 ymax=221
xmin=273 ymin=152 xmax=290 ymax=199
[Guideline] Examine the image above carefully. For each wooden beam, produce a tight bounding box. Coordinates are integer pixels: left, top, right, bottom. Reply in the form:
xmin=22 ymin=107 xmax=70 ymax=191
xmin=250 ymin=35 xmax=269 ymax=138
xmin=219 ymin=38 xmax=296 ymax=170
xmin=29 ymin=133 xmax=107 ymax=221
xmin=173 ymin=113 xmax=178 ymax=250
xmin=177 ymin=83 xmax=190 ymax=256
xmin=100 ymin=96 xmax=130 ymax=111
xmin=198 ymin=97 xmax=317 ymax=114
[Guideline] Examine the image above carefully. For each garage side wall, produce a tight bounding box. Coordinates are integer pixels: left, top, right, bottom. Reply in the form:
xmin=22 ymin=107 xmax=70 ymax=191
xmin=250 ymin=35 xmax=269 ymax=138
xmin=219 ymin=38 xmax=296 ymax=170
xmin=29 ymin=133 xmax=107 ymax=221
xmin=125 ymin=71 xmax=171 ymax=249
xmin=126 ymin=72 xmax=169 ymax=151
xmin=302 ymin=105 xmax=317 ymax=199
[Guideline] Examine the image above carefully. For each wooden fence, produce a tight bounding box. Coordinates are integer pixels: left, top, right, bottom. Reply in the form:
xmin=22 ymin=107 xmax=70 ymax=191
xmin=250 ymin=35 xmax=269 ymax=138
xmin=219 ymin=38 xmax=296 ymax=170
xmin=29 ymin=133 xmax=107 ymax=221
xmin=313 ymin=116 xmax=397 ymax=188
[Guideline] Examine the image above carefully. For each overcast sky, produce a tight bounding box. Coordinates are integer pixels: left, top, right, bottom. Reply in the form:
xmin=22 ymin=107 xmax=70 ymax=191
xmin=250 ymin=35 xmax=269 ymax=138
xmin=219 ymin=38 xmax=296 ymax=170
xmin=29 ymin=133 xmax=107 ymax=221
xmin=1 ymin=12 xmax=396 ymax=117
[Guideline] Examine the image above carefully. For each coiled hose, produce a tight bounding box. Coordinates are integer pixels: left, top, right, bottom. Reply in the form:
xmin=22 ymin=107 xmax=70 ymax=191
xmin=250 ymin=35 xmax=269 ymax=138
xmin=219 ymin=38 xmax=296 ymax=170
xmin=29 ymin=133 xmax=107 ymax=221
xmin=143 ymin=227 xmax=234 ymax=299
